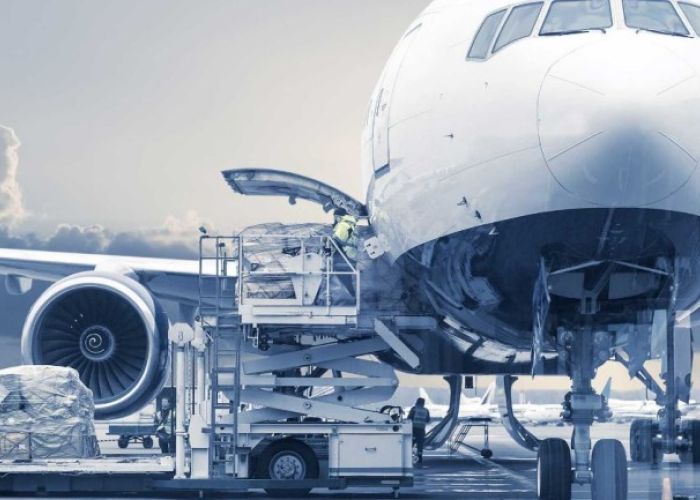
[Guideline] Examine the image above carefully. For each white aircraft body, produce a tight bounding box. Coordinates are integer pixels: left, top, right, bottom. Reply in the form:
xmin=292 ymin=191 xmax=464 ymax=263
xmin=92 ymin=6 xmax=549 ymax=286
xmin=1 ymin=0 xmax=700 ymax=497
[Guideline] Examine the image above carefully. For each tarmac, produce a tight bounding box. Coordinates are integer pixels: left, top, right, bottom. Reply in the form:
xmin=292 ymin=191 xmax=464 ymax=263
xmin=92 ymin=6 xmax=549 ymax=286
xmin=5 ymin=422 xmax=696 ymax=499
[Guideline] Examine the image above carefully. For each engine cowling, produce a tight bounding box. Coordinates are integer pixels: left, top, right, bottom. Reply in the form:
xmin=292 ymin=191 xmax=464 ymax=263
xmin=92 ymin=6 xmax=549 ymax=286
xmin=21 ymin=272 xmax=169 ymax=420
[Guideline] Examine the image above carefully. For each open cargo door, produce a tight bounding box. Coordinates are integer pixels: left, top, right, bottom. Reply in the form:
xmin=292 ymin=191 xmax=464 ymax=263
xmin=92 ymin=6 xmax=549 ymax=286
xmin=222 ymin=169 xmax=367 ymax=217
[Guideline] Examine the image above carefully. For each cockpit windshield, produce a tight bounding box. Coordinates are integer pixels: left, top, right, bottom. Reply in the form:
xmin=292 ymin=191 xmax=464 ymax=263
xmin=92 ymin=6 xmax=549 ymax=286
xmin=623 ymin=0 xmax=690 ymax=36
xmin=679 ymin=2 xmax=700 ymax=34
xmin=540 ymin=0 xmax=613 ymax=35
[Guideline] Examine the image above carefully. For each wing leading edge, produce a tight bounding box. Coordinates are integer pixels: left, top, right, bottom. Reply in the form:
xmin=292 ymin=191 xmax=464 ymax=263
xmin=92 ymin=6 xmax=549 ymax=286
xmin=0 ymin=248 xmax=208 ymax=304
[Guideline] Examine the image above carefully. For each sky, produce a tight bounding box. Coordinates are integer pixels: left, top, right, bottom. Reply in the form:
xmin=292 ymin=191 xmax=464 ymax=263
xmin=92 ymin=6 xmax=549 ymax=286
xmin=0 ymin=0 xmax=696 ymax=397
xmin=1 ymin=0 xmax=429 ymax=236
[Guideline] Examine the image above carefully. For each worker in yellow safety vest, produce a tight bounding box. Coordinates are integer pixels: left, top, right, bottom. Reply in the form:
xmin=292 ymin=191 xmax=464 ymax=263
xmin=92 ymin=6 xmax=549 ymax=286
xmin=332 ymin=208 xmax=359 ymax=260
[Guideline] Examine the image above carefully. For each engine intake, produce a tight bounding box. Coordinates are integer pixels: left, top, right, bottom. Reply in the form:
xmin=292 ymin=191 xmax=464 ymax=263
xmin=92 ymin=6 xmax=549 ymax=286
xmin=21 ymin=272 xmax=169 ymax=420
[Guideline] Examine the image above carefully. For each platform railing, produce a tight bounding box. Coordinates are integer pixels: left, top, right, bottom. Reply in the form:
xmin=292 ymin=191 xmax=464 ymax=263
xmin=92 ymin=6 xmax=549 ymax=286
xmin=237 ymin=233 xmax=360 ymax=318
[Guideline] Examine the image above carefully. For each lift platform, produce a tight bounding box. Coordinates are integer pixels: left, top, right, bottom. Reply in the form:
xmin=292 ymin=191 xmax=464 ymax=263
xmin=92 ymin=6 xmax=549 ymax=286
xmin=186 ymin=233 xmax=414 ymax=496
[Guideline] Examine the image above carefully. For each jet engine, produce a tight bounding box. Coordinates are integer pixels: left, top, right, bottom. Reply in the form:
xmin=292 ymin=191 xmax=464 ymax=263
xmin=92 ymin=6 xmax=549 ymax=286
xmin=21 ymin=272 xmax=169 ymax=420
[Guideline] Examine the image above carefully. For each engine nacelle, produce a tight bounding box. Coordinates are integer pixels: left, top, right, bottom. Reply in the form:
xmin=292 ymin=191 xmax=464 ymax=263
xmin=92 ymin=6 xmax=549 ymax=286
xmin=21 ymin=272 xmax=169 ymax=420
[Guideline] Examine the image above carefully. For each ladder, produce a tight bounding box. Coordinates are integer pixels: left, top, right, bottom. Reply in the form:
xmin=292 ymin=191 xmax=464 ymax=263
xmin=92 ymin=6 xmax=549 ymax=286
xmin=448 ymin=419 xmax=492 ymax=457
xmin=449 ymin=423 xmax=471 ymax=454
xmin=197 ymin=235 xmax=242 ymax=477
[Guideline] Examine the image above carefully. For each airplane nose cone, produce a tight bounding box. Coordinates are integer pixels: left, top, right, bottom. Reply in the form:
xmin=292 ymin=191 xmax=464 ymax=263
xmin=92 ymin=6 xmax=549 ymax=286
xmin=538 ymin=36 xmax=700 ymax=206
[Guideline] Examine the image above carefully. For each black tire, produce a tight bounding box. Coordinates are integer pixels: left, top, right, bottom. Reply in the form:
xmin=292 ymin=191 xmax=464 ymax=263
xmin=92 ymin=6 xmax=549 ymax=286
xmin=630 ymin=419 xmax=655 ymax=463
xmin=591 ymin=439 xmax=628 ymax=500
xmin=117 ymin=436 xmax=129 ymax=449
xmin=537 ymin=438 xmax=572 ymax=500
xmin=142 ymin=436 xmax=154 ymax=449
xmin=256 ymin=439 xmax=319 ymax=498
xmin=629 ymin=420 xmax=639 ymax=462
xmin=481 ymin=448 xmax=493 ymax=459
xmin=687 ymin=419 xmax=700 ymax=463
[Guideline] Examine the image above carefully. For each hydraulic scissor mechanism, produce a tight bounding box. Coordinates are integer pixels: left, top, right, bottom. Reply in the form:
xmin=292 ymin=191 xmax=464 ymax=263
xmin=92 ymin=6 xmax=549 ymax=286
xmin=532 ymin=255 xmax=697 ymax=500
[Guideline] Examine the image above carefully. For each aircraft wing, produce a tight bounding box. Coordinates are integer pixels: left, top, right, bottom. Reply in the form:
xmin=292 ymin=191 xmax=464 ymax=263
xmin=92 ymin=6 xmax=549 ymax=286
xmin=0 ymin=248 xmax=206 ymax=304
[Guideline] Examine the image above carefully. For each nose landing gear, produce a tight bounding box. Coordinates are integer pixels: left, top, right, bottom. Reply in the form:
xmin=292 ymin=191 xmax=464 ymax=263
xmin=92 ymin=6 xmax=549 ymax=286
xmin=536 ymin=328 xmax=628 ymax=500
xmin=540 ymin=320 xmax=627 ymax=500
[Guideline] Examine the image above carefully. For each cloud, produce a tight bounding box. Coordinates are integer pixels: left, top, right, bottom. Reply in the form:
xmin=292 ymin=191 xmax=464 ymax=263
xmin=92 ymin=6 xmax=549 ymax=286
xmin=0 ymin=219 xmax=206 ymax=259
xmin=0 ymin=126 xmax=25 ymax=225
xmin=0 ymin=125 xmax=208 ymax=259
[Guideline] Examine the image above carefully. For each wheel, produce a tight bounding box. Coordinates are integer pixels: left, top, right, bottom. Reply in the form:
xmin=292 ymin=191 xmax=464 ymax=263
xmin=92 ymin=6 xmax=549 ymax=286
xmin=630 ymin=419 xmax=656 ymax=463
xmin=480 ymin=448 xmax=493 ymax=459
xmin=537 ymin=438 xmax=572 ymax=500
xmin=117 ymin=436 xmax=129 ymax=449
xmin=629 ymin=420 xmax=639 ymax=461
xmin=256 ymin=439 xmax=319 ymax=497
xmin=686 ymin=419 xmax=700 ymax=463
xmin=591 ymin=439 xmax=628 ymax=500
xmin=142 ymin=436 xmax=154 ymax=449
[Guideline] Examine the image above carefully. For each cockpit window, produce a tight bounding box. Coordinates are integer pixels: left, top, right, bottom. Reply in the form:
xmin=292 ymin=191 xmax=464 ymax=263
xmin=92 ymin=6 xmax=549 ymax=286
xmin=540 ymin=0 xmax=613 ymax=35
xmin=494 ymin=3 xmax=544 ymax=52
xmin=468 ymin=9 xmax=507 ymax=59
xmin=623 ymin=0 xmax=690 ymax=36
xmin=679 ymin=2 xmax=700 ymax=33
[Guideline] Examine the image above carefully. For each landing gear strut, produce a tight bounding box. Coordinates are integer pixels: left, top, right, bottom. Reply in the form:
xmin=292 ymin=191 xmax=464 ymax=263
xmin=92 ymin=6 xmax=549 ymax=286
xmin=627 ymin=307 xmax=697 ymax=464
xmin=540 ymin=323 xmax=625 ymax=500
xmin=620 ymin=260 xmax=696 ymax=464
xmin=534 ymin=259 xmax=626 ymax=500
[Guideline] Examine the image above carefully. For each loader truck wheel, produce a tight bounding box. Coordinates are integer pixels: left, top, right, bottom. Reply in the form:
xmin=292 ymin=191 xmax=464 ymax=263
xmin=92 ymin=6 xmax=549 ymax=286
xmin=256 ymin=439 xmax=319 ymax=497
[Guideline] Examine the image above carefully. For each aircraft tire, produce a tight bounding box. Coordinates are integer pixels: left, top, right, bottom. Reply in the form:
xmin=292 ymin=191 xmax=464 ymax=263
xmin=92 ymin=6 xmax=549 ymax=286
xmin=536 ymin=438 xmax=571 ymax=500
xmin=630 ymin=418 xmax=655 ymax=463
xmin=688 ymin=419 xmax=700 ymax=463
xmin=591 ymin=439 xmax=628 ymax=500
xmin=629 ymin=420 xmax=640 ymax=461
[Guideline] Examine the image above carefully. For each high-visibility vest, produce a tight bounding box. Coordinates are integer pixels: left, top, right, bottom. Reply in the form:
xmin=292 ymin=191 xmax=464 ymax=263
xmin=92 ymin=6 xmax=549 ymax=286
xmin=410 ymin=407 xmax=430 ymax=428
xmin=333 ymin=216 xmax=359 ymax=259
xmin=332 ymin=215 xmax=357 ymax=244
xmin=156 ymin=409 xmax=173 ymax=433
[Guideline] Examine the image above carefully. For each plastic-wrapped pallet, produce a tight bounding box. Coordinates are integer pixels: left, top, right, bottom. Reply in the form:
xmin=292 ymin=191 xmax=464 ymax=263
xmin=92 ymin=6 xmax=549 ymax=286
xmin=0 ymin=365 xmax=99 ymax=460
xmin=240 ymin=223 xmax=332 ymax=300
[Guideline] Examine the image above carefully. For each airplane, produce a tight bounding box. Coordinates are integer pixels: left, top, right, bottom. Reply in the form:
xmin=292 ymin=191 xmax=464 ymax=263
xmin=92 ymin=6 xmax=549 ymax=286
xmin=513 ymin=378 xmax=612 ymax=426
xmin=1 ymin=0 xmax=700 ymax=498
xmin=601 ymin=377 xmax=700 ymax=422
xmin=415 ymin=381 xmax=497 ymax=419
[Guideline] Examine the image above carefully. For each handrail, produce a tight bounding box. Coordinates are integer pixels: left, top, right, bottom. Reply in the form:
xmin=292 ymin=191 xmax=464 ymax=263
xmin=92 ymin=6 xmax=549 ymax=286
xmin=198 ymin=232 xmax=360 ymax=319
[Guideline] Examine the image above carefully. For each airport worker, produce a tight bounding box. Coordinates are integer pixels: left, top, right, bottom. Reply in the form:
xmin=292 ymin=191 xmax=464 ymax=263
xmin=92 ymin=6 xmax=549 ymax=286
xmin=332 ymin=208 xmax=359 ymax=260
xmin=408 ymin=397 xmax=431 ymax=465
xmin=155 ymin=397 xmax=175 ymax=454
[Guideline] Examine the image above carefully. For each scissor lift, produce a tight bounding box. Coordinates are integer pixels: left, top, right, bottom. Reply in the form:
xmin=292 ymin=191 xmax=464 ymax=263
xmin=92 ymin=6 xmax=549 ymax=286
xmin=177 ymin=232 xmax=413 ymax=497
